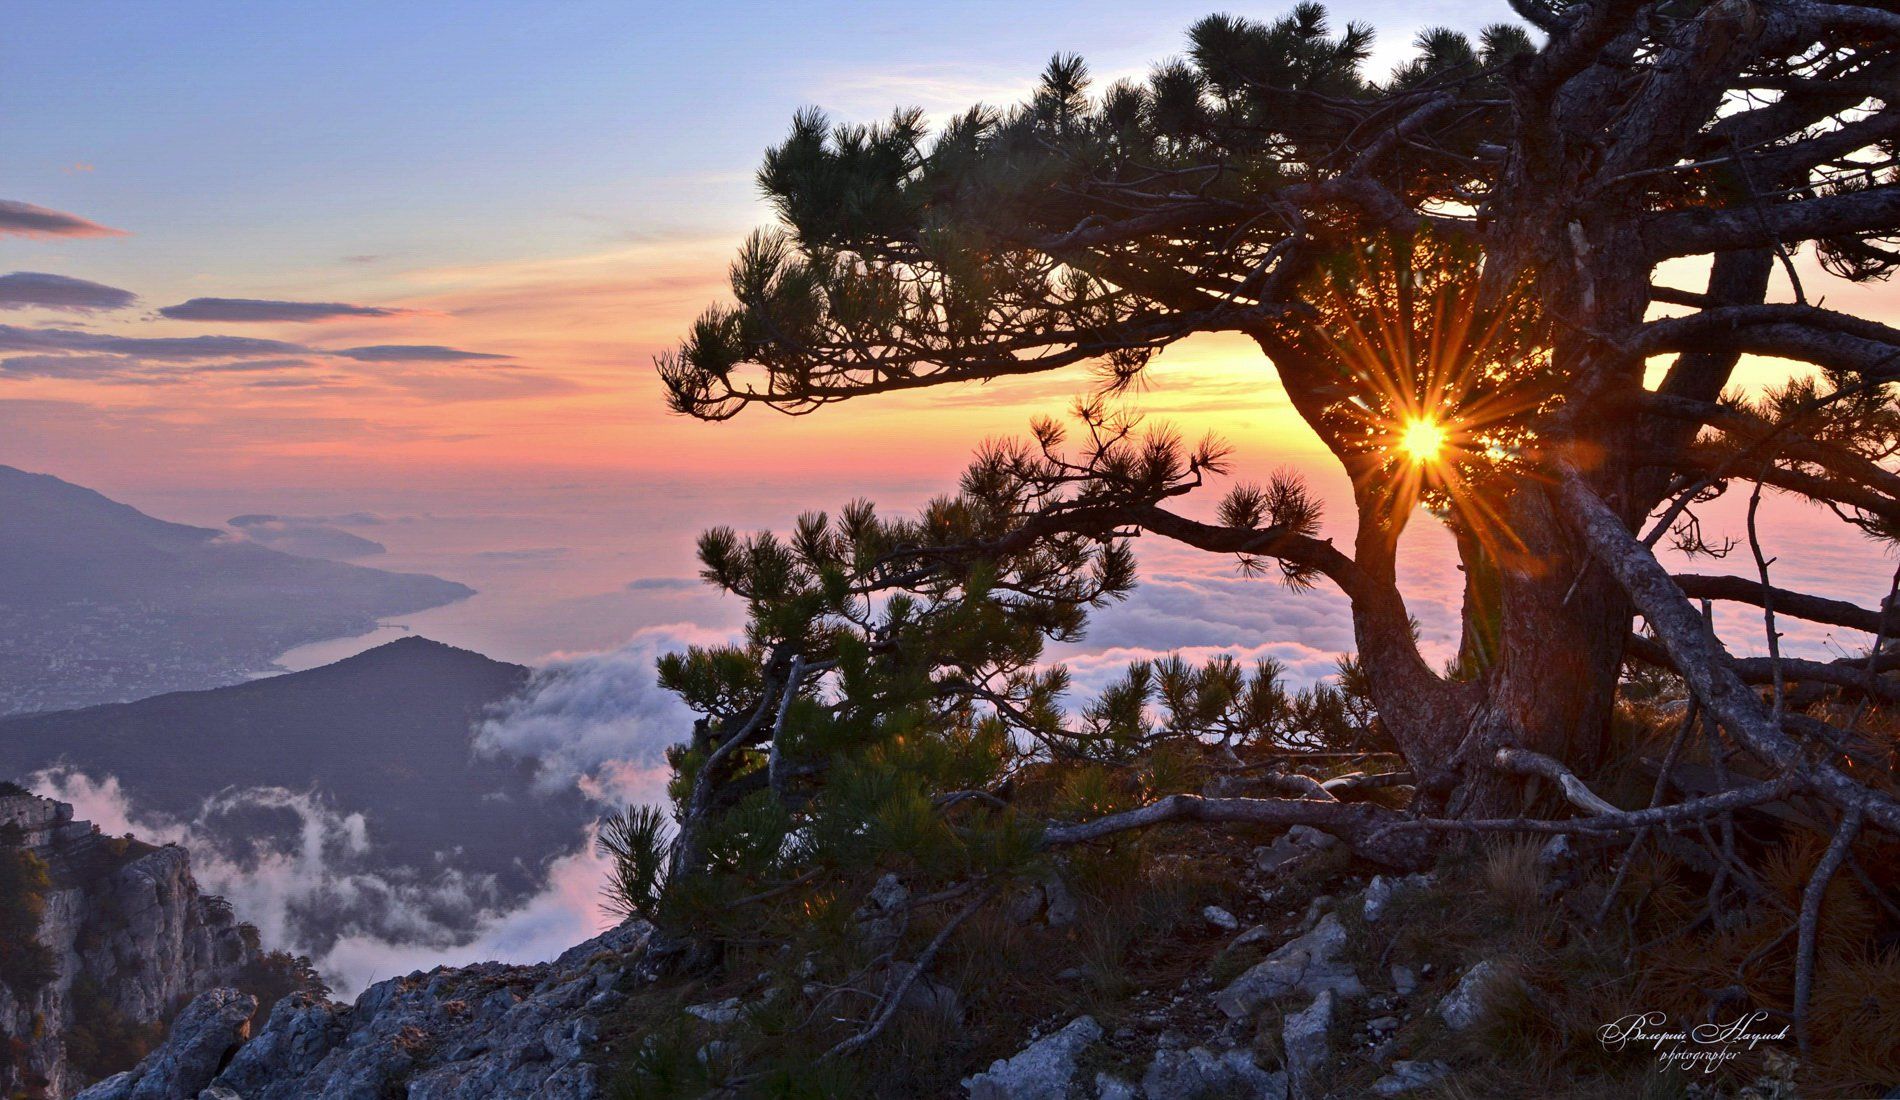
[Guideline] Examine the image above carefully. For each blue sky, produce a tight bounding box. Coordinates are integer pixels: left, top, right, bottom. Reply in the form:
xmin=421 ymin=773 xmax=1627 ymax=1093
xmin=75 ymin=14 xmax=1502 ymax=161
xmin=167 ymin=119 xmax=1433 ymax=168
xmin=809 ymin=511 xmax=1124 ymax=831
xmin=5 ymin=1 xmax=1511 ymax=296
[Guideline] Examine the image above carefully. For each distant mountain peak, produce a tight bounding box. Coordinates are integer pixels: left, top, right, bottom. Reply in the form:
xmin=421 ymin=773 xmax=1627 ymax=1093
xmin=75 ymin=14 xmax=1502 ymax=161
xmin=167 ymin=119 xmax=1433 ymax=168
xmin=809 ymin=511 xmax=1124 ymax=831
xmin=327 ymin=635 xmax=527 ymax=674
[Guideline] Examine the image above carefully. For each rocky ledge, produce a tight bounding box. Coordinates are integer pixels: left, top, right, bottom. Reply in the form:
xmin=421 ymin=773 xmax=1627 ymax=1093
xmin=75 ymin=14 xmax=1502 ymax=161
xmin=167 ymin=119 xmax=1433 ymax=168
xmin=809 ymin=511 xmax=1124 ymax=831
xmin=79 ymin=921 xmax=652 ymax=1100
xmin=0 ymin=792 xmax=256 ymax=1098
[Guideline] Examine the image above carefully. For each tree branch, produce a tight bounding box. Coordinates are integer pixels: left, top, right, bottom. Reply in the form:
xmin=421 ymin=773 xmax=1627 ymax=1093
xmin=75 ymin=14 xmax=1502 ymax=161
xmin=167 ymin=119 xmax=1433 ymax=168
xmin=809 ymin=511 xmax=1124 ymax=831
xmin=1673 ymin=573 xmax=1893 ymax=636
xmin=1560 ymin=473 xmax=1900 ymax=836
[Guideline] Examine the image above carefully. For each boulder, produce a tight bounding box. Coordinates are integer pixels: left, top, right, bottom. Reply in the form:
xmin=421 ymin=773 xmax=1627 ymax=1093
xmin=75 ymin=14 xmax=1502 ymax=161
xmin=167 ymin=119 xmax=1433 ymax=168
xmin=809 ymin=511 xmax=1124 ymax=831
xmin=1139 ymin=1046 xmax=1286 ymax=1099
xmin=1203 ymin=906 xmax=1240 ymax=932
xmin=1044 ymin=875 xmax=1080 ymax=928
xmin=1213 ymin=914 xmax=1366 ymax=1019
xmin=684 ymin=996 xmax=744 ymax=1025
xmin=1371 ymin=1060 xmax=1450 ymax=1096
xmin=1362 ymin=873 xmax=1433 ymax=924
xmin=133 ymin=920 xmax=655 ymax=1100
xmin=1281 ymin=990 xmax=1334 ymax=1100
xmin=74 ymin=988 xmax=257 ymax=1100
xmin=963 ymin=1015 xmax=1102 ymax=1100
xmin=1437 ymin=960 xmax=1507 ymax=1031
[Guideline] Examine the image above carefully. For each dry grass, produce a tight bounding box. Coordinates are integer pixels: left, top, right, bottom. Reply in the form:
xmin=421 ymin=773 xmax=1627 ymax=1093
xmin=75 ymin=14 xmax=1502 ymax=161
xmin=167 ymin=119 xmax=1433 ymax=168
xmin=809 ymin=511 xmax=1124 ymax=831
xmin=600 ymin=723 xmax=1900 ymax=1098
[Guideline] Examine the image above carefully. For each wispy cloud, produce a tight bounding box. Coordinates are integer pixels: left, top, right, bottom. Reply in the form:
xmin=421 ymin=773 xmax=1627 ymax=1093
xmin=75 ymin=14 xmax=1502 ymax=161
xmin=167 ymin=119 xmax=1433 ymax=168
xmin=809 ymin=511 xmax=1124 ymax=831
xmin=158 ymin=297 xmax=419 ymax=323
xmin=0 ymin=324 xmax=513 ymax=385
xmin=0 ymin=272 xmax=138 ymax=313
xmin=331 ymin=344 xmax=512 ymax=362
xmin=0 ymin=323 xmax=307 ymax=361
xmin=0 ymin=199 xmax=128 ymax=238
xmin=1 ymin=355 xmax=159 ymax=380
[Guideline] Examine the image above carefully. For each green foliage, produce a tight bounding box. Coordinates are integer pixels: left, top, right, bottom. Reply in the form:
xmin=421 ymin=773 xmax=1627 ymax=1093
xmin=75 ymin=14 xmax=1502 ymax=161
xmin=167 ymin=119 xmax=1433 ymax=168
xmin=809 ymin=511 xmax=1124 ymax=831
xmin=234 ymin=950 xmax=328 ymax=1031
xmin=1724 ymin=366 xmax=1900 ymax=542
xmin=64 ymin=978 xmax=162 ymax=1084
xmin=0 ymin=843 xmax=56 ymax=996
xmin=597 ymin=805 xmax=672 ymax=922
xmin=658 ymin=3 xmax=1526 ymax=422
xmin=648 ymin=407 xmax=1384 ymax=952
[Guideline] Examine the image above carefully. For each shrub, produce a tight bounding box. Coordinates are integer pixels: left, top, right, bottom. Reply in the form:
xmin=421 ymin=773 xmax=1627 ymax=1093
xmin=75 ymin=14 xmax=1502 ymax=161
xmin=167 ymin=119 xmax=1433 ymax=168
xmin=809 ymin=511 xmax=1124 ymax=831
xmin=0 ymin=845 xmax=56 ymax=996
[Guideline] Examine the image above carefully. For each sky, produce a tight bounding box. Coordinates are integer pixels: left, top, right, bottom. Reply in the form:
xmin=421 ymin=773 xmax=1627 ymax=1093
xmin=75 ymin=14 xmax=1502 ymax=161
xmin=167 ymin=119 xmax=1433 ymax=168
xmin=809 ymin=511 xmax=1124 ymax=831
xmin=8 ymin=1 xmax=1897 ymax=991
xmin=0 ymin=0 xmax=1553 ymax=666
xmin=3 ymin=0 xmax=1518 ymax=490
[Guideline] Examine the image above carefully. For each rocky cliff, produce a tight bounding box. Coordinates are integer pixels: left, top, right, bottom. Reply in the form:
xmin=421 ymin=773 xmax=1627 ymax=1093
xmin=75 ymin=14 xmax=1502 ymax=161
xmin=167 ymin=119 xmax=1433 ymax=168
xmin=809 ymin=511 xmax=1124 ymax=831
xmin=0 ymin=791 xmax=258 ymax=1098
xmin=77 ymin=920 xmax=651 ymax=1100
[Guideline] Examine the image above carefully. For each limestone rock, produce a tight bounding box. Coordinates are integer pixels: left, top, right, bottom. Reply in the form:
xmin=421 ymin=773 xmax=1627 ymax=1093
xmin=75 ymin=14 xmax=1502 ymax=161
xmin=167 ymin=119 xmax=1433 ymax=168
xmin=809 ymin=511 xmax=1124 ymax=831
xmin=1361 ymin=873 xmax=1432 ymax=923
xmin=74 ymin=988 xmax=257 ymax=1100
xmin=0 ymin=793 xmax=258 ymax=1098
xmin=1282 ymin=990 xmax=1334 ymax=1100
xmin=1044 ymin=875 xmax=1080 ymax=928
xmin=1139 ymin=1046 xmax=1286 ymax=1099
xmin=1203 ymin=906 xmax=1239 ymax=932
xmin=963 ymin=1015 xmax=1101 ymax=1100
xmin=1213 ymin=914 xmax=1365 ymax=1019
xmin=1437 ymin=960 xmax=1506 ymax=1031
xmin=1254 ymin=826 xmax=1338 ymax=876
xmin=130 ymin=920 xmax=653 ymax=1100
xmin=684 ymin=996 xmax=744 ymax=1025
xmin=1371 ymin=1059 xmax=1450 ymax=1096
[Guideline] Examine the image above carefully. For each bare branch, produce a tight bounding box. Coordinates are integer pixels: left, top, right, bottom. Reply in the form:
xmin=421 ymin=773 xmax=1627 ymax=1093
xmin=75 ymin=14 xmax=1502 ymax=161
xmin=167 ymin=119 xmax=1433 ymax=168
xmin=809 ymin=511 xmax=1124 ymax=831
xmin=1560 ymin=473 xmax=1900 ymax=836
xmin=1794 ymin=805 xmax=1862 ymax=1055
xmin=1492 ymin=747 xmax=1623 ymax=815
xmin=1673 ymin=573 xmax=1893 ymax=636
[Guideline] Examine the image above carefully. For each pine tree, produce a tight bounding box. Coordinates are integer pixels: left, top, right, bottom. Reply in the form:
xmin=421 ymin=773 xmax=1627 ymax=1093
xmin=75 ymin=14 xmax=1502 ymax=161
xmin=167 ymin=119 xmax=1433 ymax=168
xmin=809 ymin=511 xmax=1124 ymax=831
xmin=638 ymin=0 xmax=1900 ymax=1061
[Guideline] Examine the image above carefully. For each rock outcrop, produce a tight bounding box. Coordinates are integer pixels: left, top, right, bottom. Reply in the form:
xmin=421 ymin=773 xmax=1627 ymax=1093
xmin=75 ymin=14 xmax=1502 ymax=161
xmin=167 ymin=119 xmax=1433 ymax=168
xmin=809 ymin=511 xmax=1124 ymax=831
xmin=99 ymin=919 xmax=652 ymax=1099
xmin=963 ymin=1015 xmax=1103 ymax=1100
xmin=75 ymin=988 xmax=258 ymax=1100
xmin=0 ymin=791 xmax=256 ymax=1098
xmin=1212 ymin=913 xmax=1366 ymax=1019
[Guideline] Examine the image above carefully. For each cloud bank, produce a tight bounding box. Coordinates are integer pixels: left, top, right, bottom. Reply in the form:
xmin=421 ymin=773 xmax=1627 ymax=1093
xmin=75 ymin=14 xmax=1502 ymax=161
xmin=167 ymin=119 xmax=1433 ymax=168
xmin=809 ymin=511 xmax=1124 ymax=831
xmin=21 ymin=623 xmax=736 ymax=998
xmin=474 ymin=624 xmax=721 ymax=801
xmin=0 ymin=272 xmax=138 ymax=313
xmin=26 ymin=769 xmax=610 ymax=998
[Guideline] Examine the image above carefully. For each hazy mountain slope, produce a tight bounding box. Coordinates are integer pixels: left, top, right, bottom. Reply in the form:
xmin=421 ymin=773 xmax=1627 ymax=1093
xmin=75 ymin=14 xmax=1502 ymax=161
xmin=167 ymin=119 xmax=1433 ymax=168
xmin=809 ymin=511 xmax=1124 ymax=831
xmin=0 ymin=465 xmax=474 ymax=714
xmin=0 ymin=638 xmax=587 ymax=913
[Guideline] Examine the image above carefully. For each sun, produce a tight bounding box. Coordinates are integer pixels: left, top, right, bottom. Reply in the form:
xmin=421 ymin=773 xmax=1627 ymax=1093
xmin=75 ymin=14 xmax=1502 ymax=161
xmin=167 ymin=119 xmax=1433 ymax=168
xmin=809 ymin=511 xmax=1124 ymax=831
xmin=1398 ymin=417 xmax=1447 ymax=464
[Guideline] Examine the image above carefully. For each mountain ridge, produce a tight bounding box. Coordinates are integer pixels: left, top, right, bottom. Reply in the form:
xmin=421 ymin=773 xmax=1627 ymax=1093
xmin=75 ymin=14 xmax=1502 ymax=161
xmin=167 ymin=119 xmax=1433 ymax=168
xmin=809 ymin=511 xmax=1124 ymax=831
xmin=0 ymin=465 xmax=475 ymax=714
xmin=0 ymin=637 xmax=589 ymax=954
